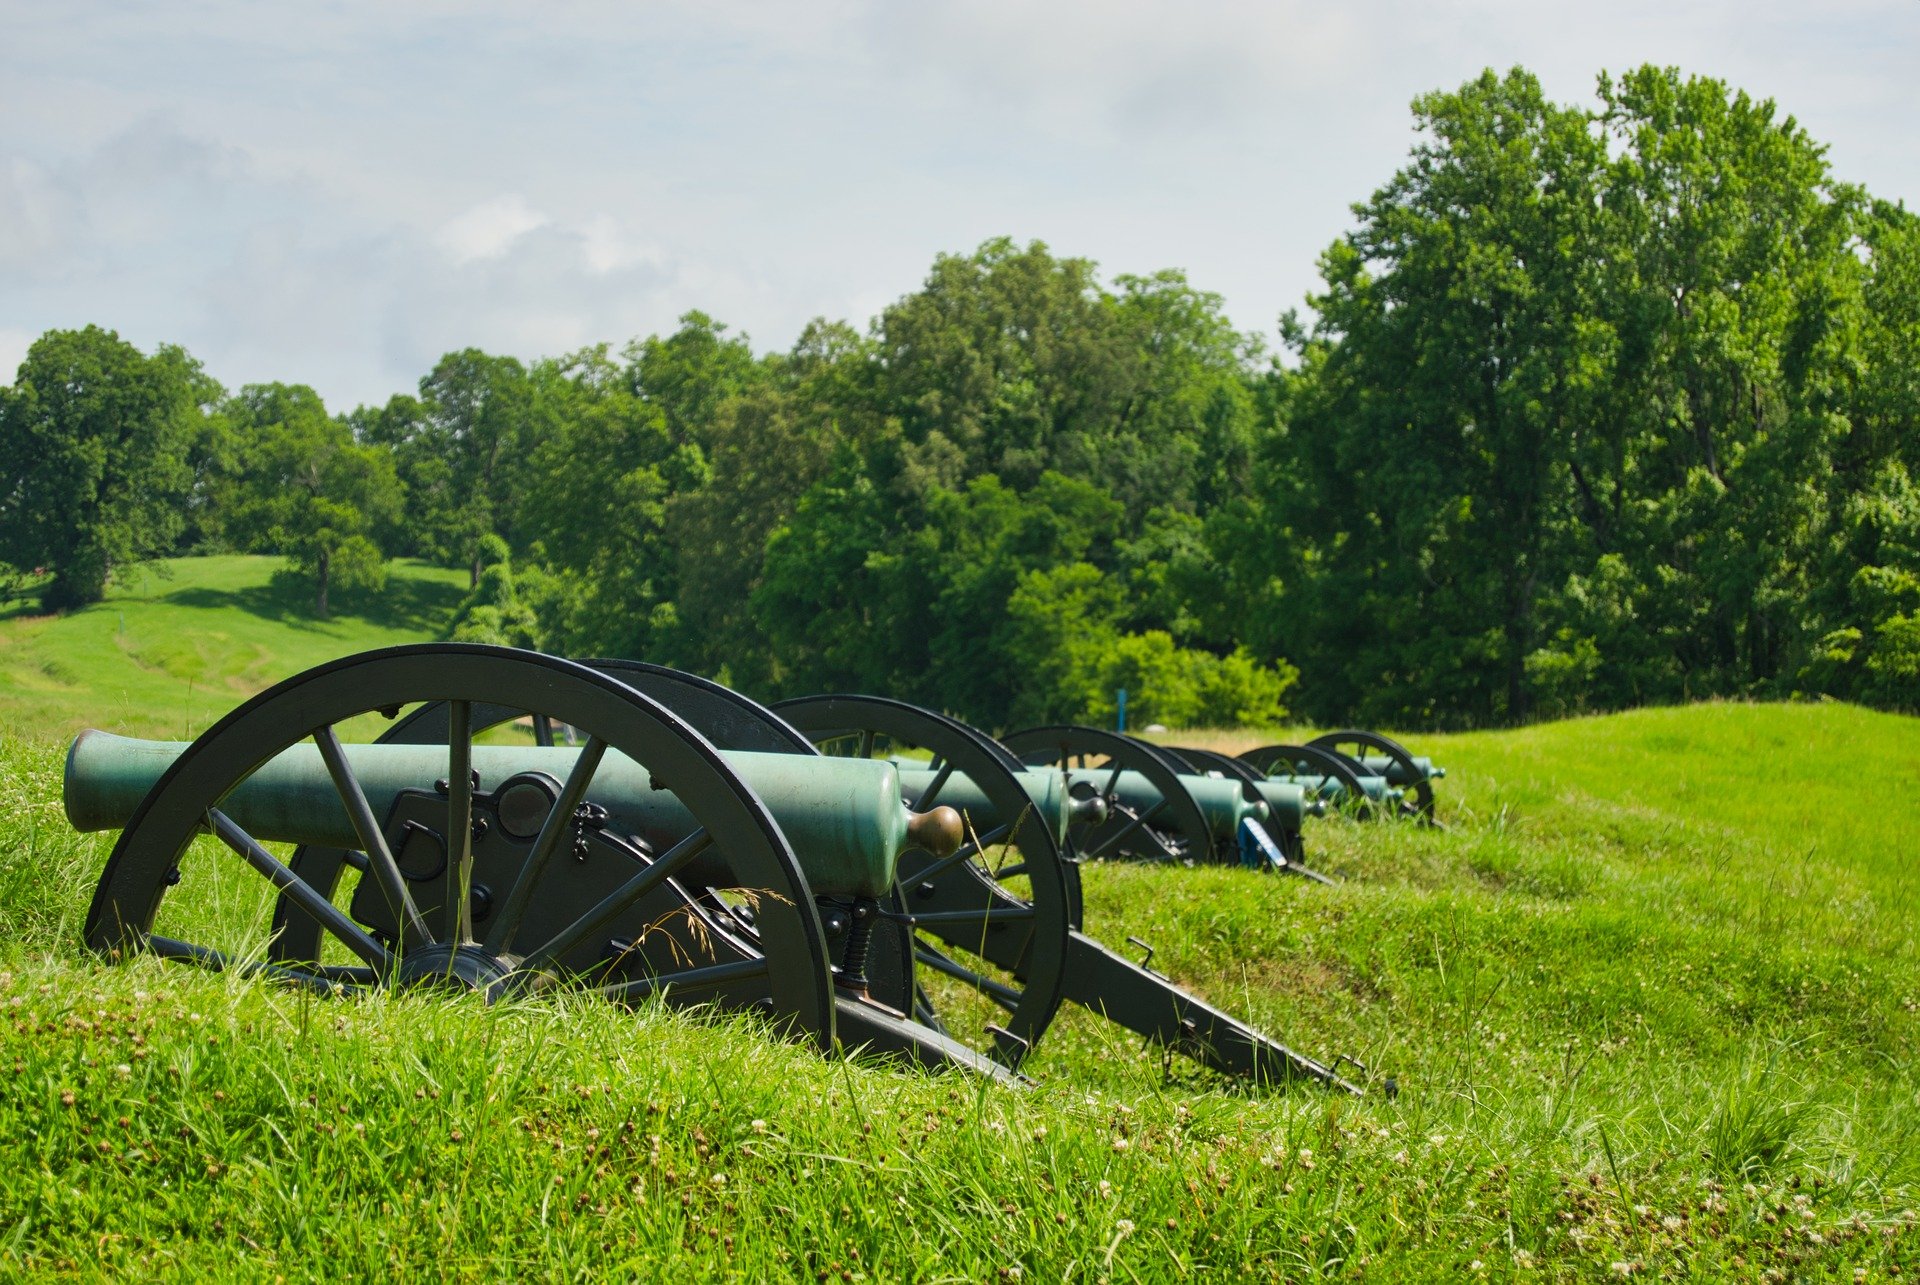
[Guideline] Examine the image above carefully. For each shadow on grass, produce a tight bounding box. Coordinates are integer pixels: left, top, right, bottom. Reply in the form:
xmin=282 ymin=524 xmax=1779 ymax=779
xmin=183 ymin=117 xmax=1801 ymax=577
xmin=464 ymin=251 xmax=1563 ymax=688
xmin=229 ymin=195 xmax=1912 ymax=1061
xmin=0 ymin=570 xmax=54 ymax=623
xmin=0 ymin=597 xmax=45 ymax=625
xmin=164 ymin=566 xmax=467 ymax=635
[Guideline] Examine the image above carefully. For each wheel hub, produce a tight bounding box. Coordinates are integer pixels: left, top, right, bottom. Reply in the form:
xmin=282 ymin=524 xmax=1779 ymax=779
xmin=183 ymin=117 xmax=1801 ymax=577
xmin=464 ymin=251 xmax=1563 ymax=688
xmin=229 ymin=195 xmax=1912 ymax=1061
xmin=394 ymin=943 xmax=516 ymax=995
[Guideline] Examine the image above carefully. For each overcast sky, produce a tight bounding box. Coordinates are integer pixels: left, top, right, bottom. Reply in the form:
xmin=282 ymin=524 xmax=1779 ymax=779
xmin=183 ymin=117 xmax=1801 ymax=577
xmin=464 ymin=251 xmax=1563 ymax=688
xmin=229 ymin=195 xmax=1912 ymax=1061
xmin=2 ymin=1 xmax=1914 ymax=410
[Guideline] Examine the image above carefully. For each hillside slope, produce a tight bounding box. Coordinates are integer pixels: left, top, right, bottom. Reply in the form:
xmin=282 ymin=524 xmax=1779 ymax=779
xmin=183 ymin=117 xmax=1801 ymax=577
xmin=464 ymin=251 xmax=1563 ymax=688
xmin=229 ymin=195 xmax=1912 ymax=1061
xmin=0 ymin=617 xmax=1915 ymax=1276
xmin=0 ymin=556 xmax=467 ymax=740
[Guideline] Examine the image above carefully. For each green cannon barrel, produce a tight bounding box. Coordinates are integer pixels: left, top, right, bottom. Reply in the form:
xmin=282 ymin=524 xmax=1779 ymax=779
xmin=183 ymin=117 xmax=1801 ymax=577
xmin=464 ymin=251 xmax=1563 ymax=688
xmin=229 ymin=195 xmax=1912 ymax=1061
xmin=1272 ymin=772 xmax=1401 ymax=807
xmin=1356 ymin=754 xmax=1445 ymax=786
xmin=886 ymin=762 xmax=1075 ymax=848
xmin=1065 ymin=769 xmax=1267 ymax=837
xmin=65 ymin=731 xmax=952 ymax=899
xmin=897 ymin=766 xmax=1266 ymax=842
xmin=1245 ymin=779 xmax=1312 ymax=833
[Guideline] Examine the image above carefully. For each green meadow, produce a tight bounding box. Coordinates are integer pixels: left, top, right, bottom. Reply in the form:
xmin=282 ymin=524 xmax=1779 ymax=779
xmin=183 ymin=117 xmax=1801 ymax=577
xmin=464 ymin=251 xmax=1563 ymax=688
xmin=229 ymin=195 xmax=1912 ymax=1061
xmin=0 ymin=556 xmax=468 ymax=741
xmin=0 ymin=558 xmax=1915 ymax=1278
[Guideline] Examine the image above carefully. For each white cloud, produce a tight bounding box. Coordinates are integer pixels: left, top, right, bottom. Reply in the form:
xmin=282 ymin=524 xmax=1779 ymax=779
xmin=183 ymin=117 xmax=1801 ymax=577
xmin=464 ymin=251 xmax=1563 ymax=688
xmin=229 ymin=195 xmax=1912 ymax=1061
xmin=0 ymin=0 xmax=1914 ymax=408
xmin=867 ymin=0 xmax=1364 ymax=139
xmin=579 ymin=213 xmax=663 ymax=275
xmin=435 ymin=195 xmax=551 ymax=265
xmin=0 ymin=157 xmax=75 ymax=274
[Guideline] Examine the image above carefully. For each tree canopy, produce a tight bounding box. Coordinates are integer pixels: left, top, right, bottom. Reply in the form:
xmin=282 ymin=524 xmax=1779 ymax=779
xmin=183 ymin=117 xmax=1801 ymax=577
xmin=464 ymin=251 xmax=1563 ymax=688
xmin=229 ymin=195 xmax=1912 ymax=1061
xmin=3 ymin=64 xmax=1914 ymax=727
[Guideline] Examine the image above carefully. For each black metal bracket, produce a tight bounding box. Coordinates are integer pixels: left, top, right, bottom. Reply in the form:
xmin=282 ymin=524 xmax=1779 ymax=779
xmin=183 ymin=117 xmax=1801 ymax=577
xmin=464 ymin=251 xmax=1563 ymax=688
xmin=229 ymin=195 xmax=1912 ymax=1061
xmin=1126 ymin=935 xmax=1163 ymax=977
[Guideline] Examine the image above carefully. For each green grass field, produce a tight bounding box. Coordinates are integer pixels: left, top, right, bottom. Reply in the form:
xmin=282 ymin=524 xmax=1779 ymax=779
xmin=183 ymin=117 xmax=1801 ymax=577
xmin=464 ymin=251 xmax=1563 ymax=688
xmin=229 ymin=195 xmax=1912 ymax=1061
xmin=0 ymin=556 xmax=468 ymax=740
xmin=0 ymin=559 xmax=1915 ymax=1279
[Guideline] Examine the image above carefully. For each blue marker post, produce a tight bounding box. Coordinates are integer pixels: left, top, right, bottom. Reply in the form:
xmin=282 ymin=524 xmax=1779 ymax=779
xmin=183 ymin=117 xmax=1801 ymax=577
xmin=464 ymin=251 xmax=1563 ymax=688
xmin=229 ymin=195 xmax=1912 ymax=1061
xmin=1116 ymin=688 xmax=1127 ymax=732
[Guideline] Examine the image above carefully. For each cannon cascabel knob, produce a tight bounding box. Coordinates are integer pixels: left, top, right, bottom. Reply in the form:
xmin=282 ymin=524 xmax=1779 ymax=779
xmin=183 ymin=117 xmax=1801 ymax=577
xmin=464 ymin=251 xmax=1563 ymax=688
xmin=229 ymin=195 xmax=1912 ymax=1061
xmin=906 ymin=805 xmax=966 ymax=858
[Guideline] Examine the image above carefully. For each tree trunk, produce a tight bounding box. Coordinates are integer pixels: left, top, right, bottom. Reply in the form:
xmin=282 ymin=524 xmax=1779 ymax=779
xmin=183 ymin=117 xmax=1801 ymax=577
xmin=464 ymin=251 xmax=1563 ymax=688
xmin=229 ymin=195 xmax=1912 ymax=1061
xmin=317 ymin=547 xmax=331 ymax=618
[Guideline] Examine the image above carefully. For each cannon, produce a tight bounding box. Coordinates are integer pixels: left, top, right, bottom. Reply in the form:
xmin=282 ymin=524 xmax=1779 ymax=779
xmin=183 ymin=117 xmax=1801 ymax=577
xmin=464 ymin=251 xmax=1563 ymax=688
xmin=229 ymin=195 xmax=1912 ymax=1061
xmin=773 ymin=695 xmax=1357 ymax=1090
xmin=64 ymin=645 xmax=1014 ymax=1080
xmin=1240 ymin=730 xmax=1444 ymax=823
xmin=63 ymin=644 xmax=1365 ymax=1091
xmin=1230 ymin=743 xmax=1401 ymax=816
xmin=999 ymin=726 xmax=1328 ymax=881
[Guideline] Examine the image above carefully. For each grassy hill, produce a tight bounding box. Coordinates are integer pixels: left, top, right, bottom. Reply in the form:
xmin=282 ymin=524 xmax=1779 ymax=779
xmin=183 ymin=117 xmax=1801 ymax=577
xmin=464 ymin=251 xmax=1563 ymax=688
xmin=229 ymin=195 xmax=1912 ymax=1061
xmin=0 ymin=556 xmax=468 ymax=739
xmin=0 ymin=569 xmax=1915 ymax=1277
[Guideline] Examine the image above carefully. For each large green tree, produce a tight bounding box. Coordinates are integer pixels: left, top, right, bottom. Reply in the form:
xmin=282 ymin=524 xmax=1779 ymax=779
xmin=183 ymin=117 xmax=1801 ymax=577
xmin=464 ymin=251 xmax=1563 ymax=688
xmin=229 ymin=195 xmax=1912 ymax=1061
xmin=362 ymin=350 xmax=534 ymax=581
xmin=1252 ymin=66 xmax=1879 ymax=726
xmin=661 ymin=320 xmax=863 ymax=687
xmin=224 ymin=383 xmax=403 ymax=617
xmin=0 ymin=326 xmax=203 ymax=610
xmin=1257 ymin=68 xmax=1609 ymax=724
xmin=863 ymin=239 xmax=1261 ymax=523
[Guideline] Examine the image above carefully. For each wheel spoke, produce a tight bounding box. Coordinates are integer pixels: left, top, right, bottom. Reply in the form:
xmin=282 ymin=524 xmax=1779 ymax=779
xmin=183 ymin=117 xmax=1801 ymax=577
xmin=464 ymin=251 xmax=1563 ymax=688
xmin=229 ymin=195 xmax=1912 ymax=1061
xmin=910 ymin=762 xmax=954 ymax=812
xmin=858 ymin=729 xmax=875 ymax=761
xmin=912 ymin=985 xmax=947 ymax=1033
xmin=1083 ymin=797 xmax=1167 ymax=861
xmin=482 ymin=735 xmax=609 ymax=953
xmin=514 ymin=829 xmax=712 ymax=976
xmin=902 ymin=819 xmax=1014 ymax=886
xmin=914 ymin=943 xmax=1023 ymax=1011
xmin=601 ymin=955 xmax=767 ymax=1002
xmin=148 ymin=936 xmax=378 ymax=990
xmin=903 ymin=906 xmax=1034 ymax=926
xmin=207 ymin=809 xmax=391 ymax=970
xmin=314 ymin=725 xmax=431 ymax=946
xmin=444 ymin=701 xmax=474 ymax=944
xmin=532 ymin=714 xmax=556 ymax=748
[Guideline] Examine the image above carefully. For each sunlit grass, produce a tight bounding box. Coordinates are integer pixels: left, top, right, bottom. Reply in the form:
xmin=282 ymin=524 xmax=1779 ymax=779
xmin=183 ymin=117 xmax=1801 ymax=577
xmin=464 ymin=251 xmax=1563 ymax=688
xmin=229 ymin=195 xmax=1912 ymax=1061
xmin=4 ymin=695 xmax=1919 ymax=1276
xmin=0 ymin=555 xmax=467 ymax=741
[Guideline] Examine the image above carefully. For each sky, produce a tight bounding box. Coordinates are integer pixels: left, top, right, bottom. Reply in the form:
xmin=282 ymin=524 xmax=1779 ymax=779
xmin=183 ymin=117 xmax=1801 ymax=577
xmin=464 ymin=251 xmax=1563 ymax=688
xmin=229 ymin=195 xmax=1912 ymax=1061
xmin=2 ymin=0 xmax=1915 ymax=411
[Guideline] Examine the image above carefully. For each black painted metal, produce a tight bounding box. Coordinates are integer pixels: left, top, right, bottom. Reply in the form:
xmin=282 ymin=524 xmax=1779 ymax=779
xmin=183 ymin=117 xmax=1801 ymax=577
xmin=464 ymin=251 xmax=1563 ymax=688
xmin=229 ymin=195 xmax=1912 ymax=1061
xmin=1163 ymin=745 xmax=1263 ymax=786
xmin=1058 ymin=932 xmax=1359 ymax=1092
xmin=1306 ymin=730 xmax=1436 ymax=822
xmin=990 ymin=726 xmax=1358 ymax=1091
xmin=260 ymin=656 xmax=993 ymax=1072
xmin=1000 ymin=724 xmax=1221 ymax=864
xmin=1156 ymin=741 xmax=1323 ymax=871
xmin=1238 ymin=743 xmax=1379 ymax=819
xmin=775 ymin=694 xmax=1071 ymax=1069
xmin=85 ymin=645 xmax=838 ymax=1047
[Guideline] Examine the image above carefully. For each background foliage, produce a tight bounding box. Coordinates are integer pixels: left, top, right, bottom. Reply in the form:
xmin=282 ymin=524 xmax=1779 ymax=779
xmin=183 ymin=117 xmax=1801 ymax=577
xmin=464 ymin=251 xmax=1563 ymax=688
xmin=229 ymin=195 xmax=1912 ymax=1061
xmin=3 ymin=65 xmax=1915 ymax=728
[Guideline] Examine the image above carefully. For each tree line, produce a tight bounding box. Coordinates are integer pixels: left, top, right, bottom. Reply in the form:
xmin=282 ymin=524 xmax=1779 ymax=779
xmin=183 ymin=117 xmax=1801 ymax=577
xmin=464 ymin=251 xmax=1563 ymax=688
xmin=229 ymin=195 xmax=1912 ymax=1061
xmin=2 ymin=65 xmax=1915 ymax=729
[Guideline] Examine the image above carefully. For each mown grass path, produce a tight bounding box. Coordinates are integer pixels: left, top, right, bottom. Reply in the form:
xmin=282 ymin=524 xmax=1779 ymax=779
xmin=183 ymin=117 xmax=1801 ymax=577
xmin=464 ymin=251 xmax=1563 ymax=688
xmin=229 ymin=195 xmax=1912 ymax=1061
xmin=0 ymin=566 xmax=1914 ymax=1278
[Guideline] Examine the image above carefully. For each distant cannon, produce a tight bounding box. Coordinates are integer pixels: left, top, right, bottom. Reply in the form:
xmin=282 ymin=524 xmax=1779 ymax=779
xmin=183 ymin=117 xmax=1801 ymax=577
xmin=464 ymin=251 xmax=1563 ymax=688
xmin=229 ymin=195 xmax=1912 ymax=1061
xmin=999 ymin=726 xmax=1328 ymax=880
xmin=1240 ymin=730 xmax=1443 ymax=823
xmin=776 ymin=695 xmax=1356 ymax=1090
